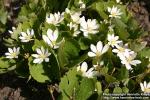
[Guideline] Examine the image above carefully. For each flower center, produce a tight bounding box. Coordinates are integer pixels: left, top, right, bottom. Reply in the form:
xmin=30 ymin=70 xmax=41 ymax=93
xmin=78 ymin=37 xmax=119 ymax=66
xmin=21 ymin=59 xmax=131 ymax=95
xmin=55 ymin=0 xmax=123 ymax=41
xmin=11 ymin=52 xmax=17 ymax=57
xmin=118 ymin=47 xmax=125 ymax=52
xmin=111 ymin=40 xmax=116 ymax=45
xmin=126 ymin=56 xmax=132 ymax=63
xmin=25 ymin=35 xmax=32 ymax=40
xmin=144 ymin=88 xmax=150 ymax=93
xmin=40 ymin=54 xmax=47 ymax=59
xmin=51 ymin=40 xmax=56 ymax=46
xmin=96 ymin=52 xmax=101 ymax=57
xmin=111 ymin=12 xmax=117 ymax=17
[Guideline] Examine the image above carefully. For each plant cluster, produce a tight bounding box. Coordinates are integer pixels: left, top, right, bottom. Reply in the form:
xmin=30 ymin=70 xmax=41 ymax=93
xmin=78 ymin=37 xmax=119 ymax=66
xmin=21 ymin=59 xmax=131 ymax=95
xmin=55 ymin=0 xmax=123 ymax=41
xmin=0 ymin=0 xmax=150 ymax=99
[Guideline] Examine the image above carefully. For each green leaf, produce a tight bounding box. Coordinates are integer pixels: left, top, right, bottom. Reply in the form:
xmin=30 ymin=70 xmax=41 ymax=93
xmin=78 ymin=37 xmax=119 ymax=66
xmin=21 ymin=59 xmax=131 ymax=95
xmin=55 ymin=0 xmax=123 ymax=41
xmin=113 ymin=19 xmax=129 ymax=41
xmin=127 ymin=18 xmax=139 ymax=31
xmin=65 ymin=53 xmax=88 ymax=68
xmin=92 ymin=1 xmax=108 ymax=19
xmin=139 ymin=47 xmax=150 ymax=58
xmin=96 ymin=81 xmax=102 ymax=95
xmin=104 ymin=89 xmax=109 ymax=93
xmin=3 ymin=38 xmax=14 ymax=47
xmin=96 ymin=81 xmax=102 ymax=100
xmin=28 ymin=57 xmax=51 ymax=83
xmin=78 ymin=37 xmax=91 ymax=50
xmin=32 ymin=39 xmax=48 ymax=51
xmin=0 ymin=57 xmax=16 ymax=74
xmin=122 ymin=87 xmax=129 ymax=93
xmin=100 ymin=67 xmax=108 ymax=74
xmin=130 ymin=41 xmax=147 ymax=52
xmin=117 ymin=67 xmax=129 ymax=81
xmin=0 ymin=57 xmax=16 ymax=69
xmin=113 ymin=87 xmax=122 ymax=93
xmin=0 ymin=9 xmax=7 ymax=24
xmin=11 ymin=23 xmax=22 ymax=40
xmin=59 ymin=67 xmax=78 ymax=100
xmin=58 ymin=39 xmax=80 ymax=68
xmin=76 ymin=78 xmax=96 ymax=100
xmin=104 ymin=74 xmax=118 ymax=83
xmin=48 ymin=54 xmax=60 ymax=81
xmin=15 ymin=60 xmax=29 ymax=78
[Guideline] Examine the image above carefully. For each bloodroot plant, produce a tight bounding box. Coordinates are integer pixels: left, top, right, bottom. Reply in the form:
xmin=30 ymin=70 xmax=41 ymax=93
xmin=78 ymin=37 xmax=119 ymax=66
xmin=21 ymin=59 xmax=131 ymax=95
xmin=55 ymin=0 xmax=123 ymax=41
xmin=0 ymin=0 xmax=150 ymax=99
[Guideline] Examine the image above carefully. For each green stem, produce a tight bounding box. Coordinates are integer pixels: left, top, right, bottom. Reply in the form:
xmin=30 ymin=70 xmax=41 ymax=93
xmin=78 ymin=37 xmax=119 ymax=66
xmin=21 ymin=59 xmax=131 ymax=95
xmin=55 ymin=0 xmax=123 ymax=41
xmin=50 ymin=49 xmax=61 ymax=72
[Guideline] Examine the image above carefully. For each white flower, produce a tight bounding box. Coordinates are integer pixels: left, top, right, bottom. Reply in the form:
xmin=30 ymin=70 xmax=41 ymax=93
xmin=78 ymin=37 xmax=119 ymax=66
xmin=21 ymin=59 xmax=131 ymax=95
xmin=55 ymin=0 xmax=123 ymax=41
xmin=116 ymin=0 xmax=120 ymax=3
xmin=108 ymin=34 xmax=122 ymax=47
xmin=120 ymin=52 xmax=141 ymax=70
xmin=65 ymin=8 xmax=81 ymax=24
xmin=140 ymin=81 xmax=150 ymax=93
xmin=8 ymin=27 xmax=16 ymax=34
xmin=79 ymin=0 xmax=86 ymax=9
xmin=5 ymin=47 xmax=20 ymax=59
xmin=42 ymin=29 xmax=60 ymax=49
xmin=77 ymin=62 xmax=97 ymax=78
xmin=65 ymin=8 xmax=71 ymax=14
xmin=67 ymin=22 xmax=80 ymax=37
xmin=32 ymin=47 xmax=51 ymax=64
xmin=108 ymin=26 xmax=114 ymax=32
xmin=112 ymin=43 xmax=131 ymax=58
xmin=19 ymin=29 xmax=34 ymax=42
xmin=107 ymin=6 xmax=122 ymax=18
xmin=88 ymin=41 xmax=109 ymax=57
xmin=80 ymin=17 xmax=99 ymax=37
xmin=71 ymin=12 xmax=81 ymax=24
xmin=46 ymin=12 xmax=64 ymax=25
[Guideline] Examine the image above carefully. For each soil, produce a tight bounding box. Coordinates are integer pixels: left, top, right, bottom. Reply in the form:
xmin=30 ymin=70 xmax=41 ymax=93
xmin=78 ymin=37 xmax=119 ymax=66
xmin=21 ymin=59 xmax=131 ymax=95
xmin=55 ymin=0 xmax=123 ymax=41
xmin=127 ymin=0 xmax=150 ymax=47
xmin=0 ymin=0 xmax=150 ymax=100
xmin=0 ymin=73 xmax=51 ymax=100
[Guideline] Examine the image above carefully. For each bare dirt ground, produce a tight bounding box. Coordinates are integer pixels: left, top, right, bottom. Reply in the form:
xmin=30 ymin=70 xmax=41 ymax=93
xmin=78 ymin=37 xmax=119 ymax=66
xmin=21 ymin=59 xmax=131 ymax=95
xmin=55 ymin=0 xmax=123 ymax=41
xmin=0 ymin=0 xmax=150 ymax=100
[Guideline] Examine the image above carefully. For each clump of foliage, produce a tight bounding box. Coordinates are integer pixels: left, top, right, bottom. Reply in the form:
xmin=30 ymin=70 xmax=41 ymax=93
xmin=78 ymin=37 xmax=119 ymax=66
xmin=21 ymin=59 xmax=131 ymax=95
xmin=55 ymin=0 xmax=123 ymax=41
xmin=0 ymin=0 xmax=150 ymax=99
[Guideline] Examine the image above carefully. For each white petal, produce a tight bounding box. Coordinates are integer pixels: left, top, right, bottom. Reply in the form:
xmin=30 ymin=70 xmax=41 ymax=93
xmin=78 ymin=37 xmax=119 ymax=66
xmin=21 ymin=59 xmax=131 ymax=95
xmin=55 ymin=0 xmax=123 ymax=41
xmin=47 ymin=29 xmax=53 ymax=38
xmin=21 ymin=32 xmax=27 ymax=37
xmin=81 ymin=62 xmax=88 ymax=73
xmin=140 ymin=83 xmax=144 ymax=91
xmin=19 ymin=36 xmax=26 ymax=40
xmin=125 ymin=63 xmax=132 ymax=70
xmin=32 ymin=54 xmax=39 ymax=58
xmin=5 ymin=53 xmax=11 ymax=56
xmin=147 ymin=82 xmax=150 ymax=88
xmin=36 ymin=48 xmax=42 ymax=54
xmin=45 ymin=58 xmax=49 ymax=62
xmin=13 ymin=47 xmax=17 ymax=52
xmin=21 ymin=39 xmax=29 ymax=42
xmin=112 ymin=49 xmax=119 ymax=53
xmin=8 ymin=48 xmax=13 ymax=53
xmin=17 ymin=47 xmax=20 ymax=53
xmin=88 ymin=52 xmax=96 ymax=57
xmin=102 ymin=44 xmax=109 ymax=54
xmin=31 ymin=29 xmax=34 ymax=36
xmin=83 ymin=32 xmax=89 ymax=37
xmin=33 ymin=58 xmax=41 ymax=63
xmin=41 ymin=47 xmax=45 ymax=54
xmin=96 ymin=41 xmax=103 ymax=53
xmin=27 ymin=29 xmax=31 ymax=35
xmin=42 ymin=35 xmax=51 ymax=45
xmin=5 ymin=56 xmax=12 ymax=58
xmin=53 ymin=29 xmax=59 ymax=40
xmin=38 ymin=59 xmax=44 ymax=64
xmin=107 ymin=34 xmax=111 ymax=41
xmin=130 ymin=60 xmax=141 ymax=66
xmin=90 ymin=44 xmax=97 ymax=53
xmin=144 ymin=81 xmax=147 ymax=88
